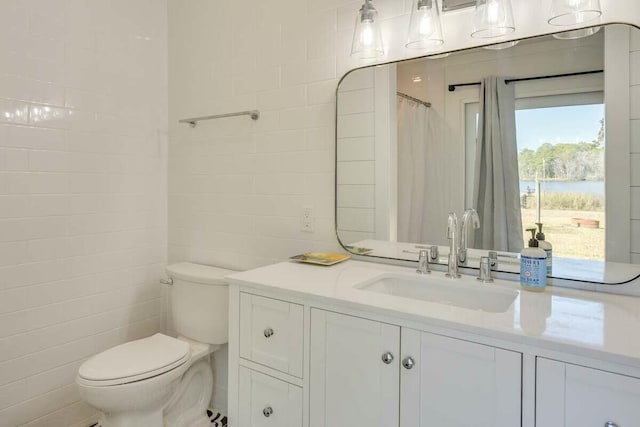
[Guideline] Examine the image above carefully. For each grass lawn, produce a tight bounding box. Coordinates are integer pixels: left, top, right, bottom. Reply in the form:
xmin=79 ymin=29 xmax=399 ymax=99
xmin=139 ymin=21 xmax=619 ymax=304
xmin=521 ymin=208 xmax=604 ymax=260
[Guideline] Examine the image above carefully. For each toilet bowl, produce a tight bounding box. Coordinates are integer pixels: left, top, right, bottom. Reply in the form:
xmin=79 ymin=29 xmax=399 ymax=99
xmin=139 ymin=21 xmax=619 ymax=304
xmin=76 ymin=263 xmax=235 ymax=427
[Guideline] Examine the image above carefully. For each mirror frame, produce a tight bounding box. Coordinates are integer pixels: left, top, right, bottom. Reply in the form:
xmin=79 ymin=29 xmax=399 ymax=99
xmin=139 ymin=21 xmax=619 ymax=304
xmin=334 ymin=23 xmax=640 ymax=285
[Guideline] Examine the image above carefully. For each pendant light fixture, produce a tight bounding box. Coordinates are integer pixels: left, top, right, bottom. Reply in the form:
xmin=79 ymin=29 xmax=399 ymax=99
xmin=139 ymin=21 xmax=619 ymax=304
xmin=552 ymin=26 xmax=601 ymax=39
xmin=483 ymin=40 xmax=519 ymax=50
xmin=471 ymin=0 xmax=516 ymax=38
xmin=351 ymin=0 xmax=384 ymax=58
xmin=548 ymin=0 xmax=602 ymax=26
xmin=406 ymin=0 xmax=444 ymax=49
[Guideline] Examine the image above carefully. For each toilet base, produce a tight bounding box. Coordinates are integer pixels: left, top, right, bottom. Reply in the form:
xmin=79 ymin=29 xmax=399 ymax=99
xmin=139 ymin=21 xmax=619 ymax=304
xmin=164 ymin=359 xmax=214 ymax=427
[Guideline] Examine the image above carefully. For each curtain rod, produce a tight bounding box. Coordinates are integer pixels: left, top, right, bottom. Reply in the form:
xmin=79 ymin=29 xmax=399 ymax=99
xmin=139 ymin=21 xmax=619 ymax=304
xmin=397 ymin=92 xmax=431 ymax=108
xmin=447 ymin=69 xmax=604 ymax=92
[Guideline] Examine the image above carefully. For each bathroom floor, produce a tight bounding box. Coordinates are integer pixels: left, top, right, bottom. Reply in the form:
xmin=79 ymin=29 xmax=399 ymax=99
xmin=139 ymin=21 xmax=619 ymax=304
xmin=207 ymin=409 xmax=228 ymax=426
xmin=91 ymin=409 xmax=227 ymax=427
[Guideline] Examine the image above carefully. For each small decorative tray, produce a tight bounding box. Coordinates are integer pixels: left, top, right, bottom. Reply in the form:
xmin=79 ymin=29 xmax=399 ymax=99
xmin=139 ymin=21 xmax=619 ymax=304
xmin=290 ymin=252 xmax=351 ymax=266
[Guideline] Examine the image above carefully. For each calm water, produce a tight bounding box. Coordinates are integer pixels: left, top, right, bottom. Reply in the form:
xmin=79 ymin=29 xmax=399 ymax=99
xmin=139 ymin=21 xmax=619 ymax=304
xmin=519 ymin=181 xmax=604 ymax=196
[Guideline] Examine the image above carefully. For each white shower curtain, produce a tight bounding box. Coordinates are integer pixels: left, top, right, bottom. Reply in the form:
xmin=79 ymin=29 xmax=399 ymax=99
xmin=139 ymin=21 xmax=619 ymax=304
xmin=397 ymin=96 xmax=437 ymax=244
xmin=473 ymin=77 xmax=524 ymax=252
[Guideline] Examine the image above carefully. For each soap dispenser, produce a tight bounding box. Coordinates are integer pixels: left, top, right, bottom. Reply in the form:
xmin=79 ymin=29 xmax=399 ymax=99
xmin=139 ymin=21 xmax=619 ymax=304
xmin=520 ymin=228 xmax=547 ymax=292
xmin=535 ymin=222 xmax=552 ymax=275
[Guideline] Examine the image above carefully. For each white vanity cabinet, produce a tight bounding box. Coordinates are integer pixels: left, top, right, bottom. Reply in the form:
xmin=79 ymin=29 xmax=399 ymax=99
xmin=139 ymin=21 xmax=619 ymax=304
xmin=308 ymin=309 xmax=522 ymax=427
xmin=227 ymin=261 xmax=640 ymax=427
xmin=309 ymin=309 xmax=401 ymax=427
xmin=238 ymin=366 xmax=303 ymax=427
xmin=400 ymin=328 xmax=521 ymax=426
xmin=536 ymin=358 xmax=640 ymax=427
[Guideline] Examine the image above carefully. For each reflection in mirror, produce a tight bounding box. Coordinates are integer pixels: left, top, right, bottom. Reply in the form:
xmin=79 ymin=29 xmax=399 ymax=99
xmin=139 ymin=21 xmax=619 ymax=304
xmin=336 ymin=24 xmax=640 ymax=284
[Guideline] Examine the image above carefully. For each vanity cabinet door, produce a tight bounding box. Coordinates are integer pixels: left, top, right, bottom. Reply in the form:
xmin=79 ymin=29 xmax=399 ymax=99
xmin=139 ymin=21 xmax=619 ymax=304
xmin=536 ymin=357 xmax=640 ymax=427
xmin=400 ymin=328 xmax=522 ymax=427
xmin=309 ymin=309 xmax=400 ymax=427
xmin=239 ymin=293 xmax=304 ymax=377
xmin=238 ymin=366 xmax=303 ymax=427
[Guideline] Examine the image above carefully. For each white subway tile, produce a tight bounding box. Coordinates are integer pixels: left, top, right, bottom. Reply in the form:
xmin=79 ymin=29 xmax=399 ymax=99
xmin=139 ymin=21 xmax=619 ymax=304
xmin=337 ymin=88 xmax=374 ymax=115
xmin=5 ymin=125 xmax=66 ymax=151
xmin=631 ymin=154 xmax=640 ymax=186
xmin=257 ymin=86 xmax=307 ymax=111
xmin=631 ymin=51 xmax=640 ymax=86
xmin=337 ymin=136 xmax=374 ymax=160
xmin=631 ymin=85 xmax=640 ymax=120
xmin=337 ymin=184 xmax=375 ymax=208
xmin=308 ymin=80 xmax=338 ymax=106
xmin=336 ymin=160 xmax=375 ymax=184
xmin=337 ymin=207 xmax=375 ymax=232
xmin=0 ymin=148 xmax=28 ymax=171
xmin=631 ymin=119 xmax=640 ymax=153
xmin=336 ymin=112 xmax=374 ymax=138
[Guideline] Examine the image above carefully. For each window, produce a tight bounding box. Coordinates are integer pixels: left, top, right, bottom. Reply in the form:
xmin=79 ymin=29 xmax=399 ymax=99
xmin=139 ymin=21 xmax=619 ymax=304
xmin=465 ymin=92 xmax=605 ymax=260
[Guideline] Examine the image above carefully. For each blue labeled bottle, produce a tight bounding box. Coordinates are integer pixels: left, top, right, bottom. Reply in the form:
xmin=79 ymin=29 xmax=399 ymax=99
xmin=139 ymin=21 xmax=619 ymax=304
xmin=520 ymin=228 xmax=547 ymax=292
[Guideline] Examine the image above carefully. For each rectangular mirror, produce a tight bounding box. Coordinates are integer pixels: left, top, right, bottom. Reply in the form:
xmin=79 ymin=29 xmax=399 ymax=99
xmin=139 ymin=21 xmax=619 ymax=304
xmin=336 ymin=23 xmax=640 ymax=284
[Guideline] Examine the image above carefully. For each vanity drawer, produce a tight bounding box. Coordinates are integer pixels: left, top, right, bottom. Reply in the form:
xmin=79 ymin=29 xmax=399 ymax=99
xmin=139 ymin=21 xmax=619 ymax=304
xmin=238 ymin=366 xmax=302 ymax=427
xmin=239 ymin=293 xmax=304 ymax=377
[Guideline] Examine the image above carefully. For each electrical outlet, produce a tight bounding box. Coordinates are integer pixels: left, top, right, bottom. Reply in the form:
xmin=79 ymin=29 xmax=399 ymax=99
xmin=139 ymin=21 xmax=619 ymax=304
xmin=301 ymin=205 xmax=315 ymax=233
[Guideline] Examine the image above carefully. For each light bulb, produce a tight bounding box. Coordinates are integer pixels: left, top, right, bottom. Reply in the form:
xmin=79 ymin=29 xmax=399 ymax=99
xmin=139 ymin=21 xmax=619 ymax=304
xmin=419 ymin=8 xmax=434 ymax=37
xmin=360 ymin=21 xmax=374 ymax=48
xmin=486 ymin=0 xmax=501 ymax=25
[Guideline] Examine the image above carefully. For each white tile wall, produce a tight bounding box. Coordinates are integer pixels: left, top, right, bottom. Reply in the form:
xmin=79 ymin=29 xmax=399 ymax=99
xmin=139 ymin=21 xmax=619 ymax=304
xmin=0 ymin=0 xmax=168 ymax=425
xmin=630 ymin=31 xmax=640 ymax=262
xmin=336 ymin=69 xmax=377 ymax=242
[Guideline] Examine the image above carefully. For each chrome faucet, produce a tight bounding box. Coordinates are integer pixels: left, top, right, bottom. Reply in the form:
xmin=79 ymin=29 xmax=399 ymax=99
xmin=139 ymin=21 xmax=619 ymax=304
xmin=446 ymin=212 xmax=461 ymax=278
xmin=458 ymin=208 xmax=480 ymax=265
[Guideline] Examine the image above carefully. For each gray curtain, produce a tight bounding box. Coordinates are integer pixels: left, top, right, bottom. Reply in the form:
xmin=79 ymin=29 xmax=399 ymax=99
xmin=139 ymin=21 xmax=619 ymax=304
xmin=473 ymin=76 xmax=524 ymax=252
xmin=397 ymin=96 xmax=436 ymax=244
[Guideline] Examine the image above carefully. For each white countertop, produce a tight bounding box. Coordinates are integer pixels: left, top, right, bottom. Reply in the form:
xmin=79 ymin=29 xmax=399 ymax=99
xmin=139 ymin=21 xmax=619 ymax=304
xmin=228 ymin=259 xmax=640 ymax=368
xmin=348 ymin=239 xmax=640 ymax=284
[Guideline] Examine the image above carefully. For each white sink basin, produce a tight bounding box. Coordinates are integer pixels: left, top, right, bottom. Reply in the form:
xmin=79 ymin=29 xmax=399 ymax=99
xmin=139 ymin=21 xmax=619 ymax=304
xmin=357 ymin=273 xmax=518 ymax=313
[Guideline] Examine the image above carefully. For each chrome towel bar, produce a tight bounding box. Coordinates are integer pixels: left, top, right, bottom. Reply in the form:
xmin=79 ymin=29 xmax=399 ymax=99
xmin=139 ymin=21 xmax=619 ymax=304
xmin=179 ymin=110 xmax=260 ymax=127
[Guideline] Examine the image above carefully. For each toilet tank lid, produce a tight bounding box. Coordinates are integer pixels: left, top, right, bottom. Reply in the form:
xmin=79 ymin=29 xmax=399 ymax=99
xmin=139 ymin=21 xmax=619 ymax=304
xmin=166 ymin=262 xmax=237 ymax=285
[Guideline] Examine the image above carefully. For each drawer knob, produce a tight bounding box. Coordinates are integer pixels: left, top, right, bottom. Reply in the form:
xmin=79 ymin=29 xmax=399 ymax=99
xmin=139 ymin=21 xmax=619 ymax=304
xmin=263 ymin=406 xmax=273 ymax=417
xmin=264 ymin=328 xmax=274 ymax=338
xmin=604 ymin=423 xmax=618 ymax=427
xmin=402 ymin=356 xmax=415 ymax=370
xmin=381 ymin=351 xmax=394 ymax=364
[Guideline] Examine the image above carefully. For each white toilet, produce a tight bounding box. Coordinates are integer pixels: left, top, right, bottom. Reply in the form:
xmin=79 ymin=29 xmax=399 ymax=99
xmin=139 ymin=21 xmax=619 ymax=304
xmin=76 ymin=262 xmax=235 ymax=427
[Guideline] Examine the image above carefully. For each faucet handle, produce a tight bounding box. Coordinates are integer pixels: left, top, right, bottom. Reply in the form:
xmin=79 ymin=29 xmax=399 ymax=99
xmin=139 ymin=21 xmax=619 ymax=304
xmin=416 ymin=249 xmax=431 ymax=274
xmin=488 ymin=251 xmax=498 ymax=270
xmin=428 ymin=245 xmax=439 ymax=262
xmin=477 ymin=256 xmax=494 ymax=283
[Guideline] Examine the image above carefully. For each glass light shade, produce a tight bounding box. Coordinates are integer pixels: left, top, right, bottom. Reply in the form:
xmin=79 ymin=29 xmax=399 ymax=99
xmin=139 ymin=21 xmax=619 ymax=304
xmin=351 ymin=0 xmax=384 ymax=58
xmin=548 ymin=0 xmax=602 ymax=26
xmin=471 ymin=0 xmax=516 ymax=39
xmin=552 ymin=26 xmax=601 ymax=39
xmin=406 ymin=0 xmax=444 ymax=49
xmin=483 ymin=40 xmax=519 ymax=50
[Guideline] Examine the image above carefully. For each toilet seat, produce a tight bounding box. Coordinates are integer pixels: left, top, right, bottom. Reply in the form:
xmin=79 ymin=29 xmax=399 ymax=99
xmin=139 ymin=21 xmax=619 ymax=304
xmin=78 ymin=334 xmax=190 ymax=387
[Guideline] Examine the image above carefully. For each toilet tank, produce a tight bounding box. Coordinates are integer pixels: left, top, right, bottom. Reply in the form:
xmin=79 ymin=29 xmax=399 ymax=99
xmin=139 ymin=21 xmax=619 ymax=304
xmin=166 ymin=262 xmax=236 ymax=345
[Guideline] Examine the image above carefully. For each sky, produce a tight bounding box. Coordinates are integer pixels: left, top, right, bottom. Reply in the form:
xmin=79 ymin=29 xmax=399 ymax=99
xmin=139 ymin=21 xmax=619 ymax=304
xmin=515 ymin=104 xmax=605 ymax=152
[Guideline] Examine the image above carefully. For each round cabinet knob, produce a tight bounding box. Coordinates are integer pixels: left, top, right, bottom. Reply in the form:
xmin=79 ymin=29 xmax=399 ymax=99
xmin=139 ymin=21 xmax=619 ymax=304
xmin=381 ymin=352 xmax=394 ymax=364
xmin=264 ymin=328 xmax=274 ymax=338
xmin=402 ymin=356 xmax=415 ymax=370
xmin=604 ymin=422 xmax=618 ymax=427
xmin=263 ymin=406 xmax=273 ymax=417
